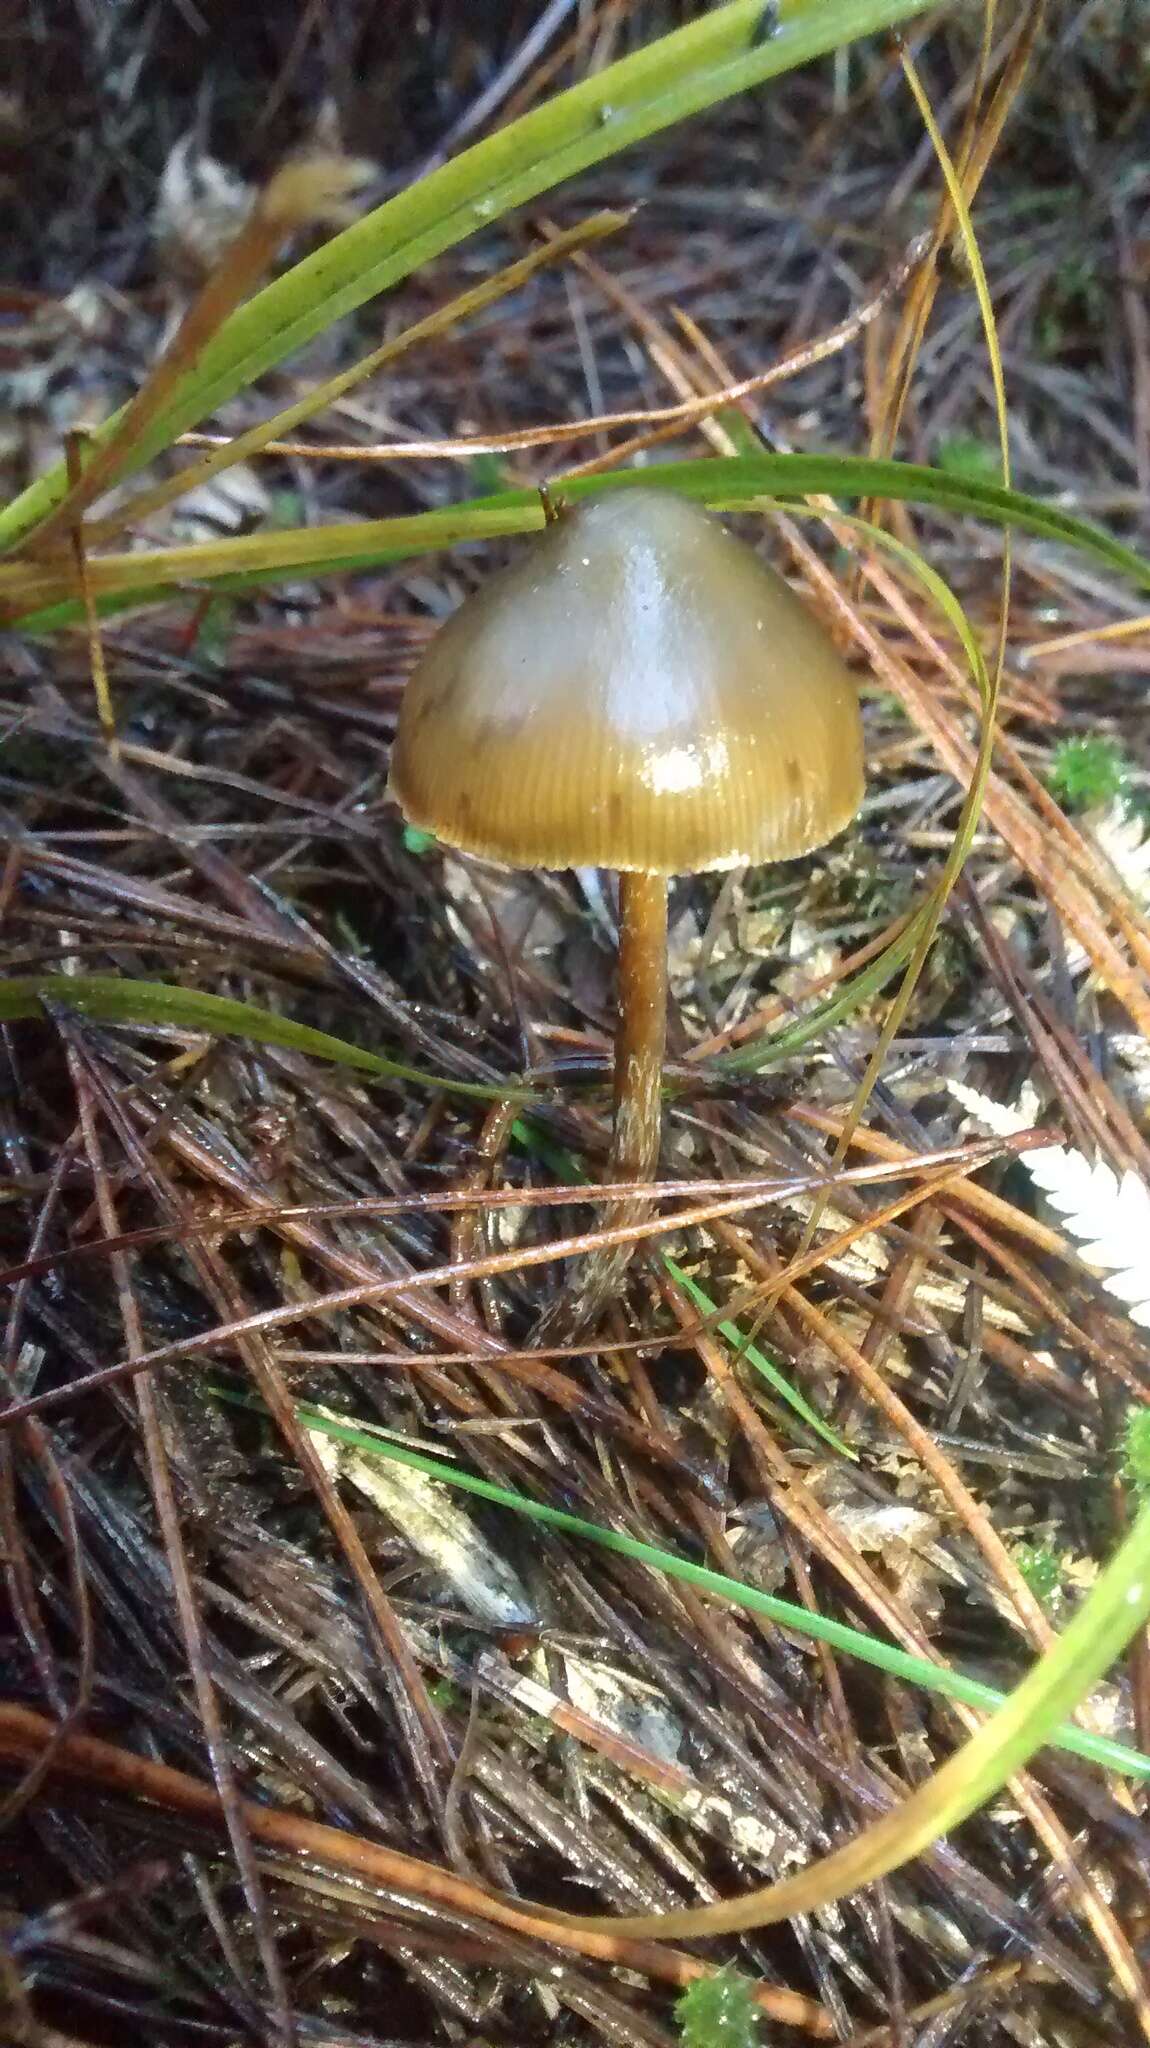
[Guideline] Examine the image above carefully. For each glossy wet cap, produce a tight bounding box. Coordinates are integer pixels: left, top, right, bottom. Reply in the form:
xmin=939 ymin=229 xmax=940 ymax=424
xmin=389 ymin=488 xmax=865 ymax=874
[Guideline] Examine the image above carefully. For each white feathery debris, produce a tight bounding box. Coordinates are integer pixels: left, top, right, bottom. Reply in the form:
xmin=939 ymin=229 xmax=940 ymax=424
xmin=947 ymin=1079 xmax=1150 ymax=1330
xmin=308 ymin=1416 xmax=534 ymax=1627
xmin=154 ymin=135 xmax=252 ymax=280
xmin=1090 ymin=801 xmax=1150 ymax=911
xmin=1061 ymin=802 xmax=1150 ymax=978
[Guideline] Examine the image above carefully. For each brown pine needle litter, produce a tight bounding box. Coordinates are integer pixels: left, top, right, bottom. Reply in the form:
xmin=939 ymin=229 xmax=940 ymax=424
xmin=4 ymin=5 xmax=1150 ymax=2046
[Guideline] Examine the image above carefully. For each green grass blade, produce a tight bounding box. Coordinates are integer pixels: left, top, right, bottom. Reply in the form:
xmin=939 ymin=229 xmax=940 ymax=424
xmin=0 ymin=0 xmax=934 ymax=555
xmin=226 ymin=1389 xmax=1150 ymax=1784
xmin=0 ymin=975 xmax=520 ymax=1101
xmin=6 ymin=454 xmax=1148 ymax=630
xmin=663 ymin=1254 xmax=853 ymax=1456
xmin=715 ymin=907 xmax=930 ymax=1072
xmin=896 ymin=1497 xmax=1150 ymax=1835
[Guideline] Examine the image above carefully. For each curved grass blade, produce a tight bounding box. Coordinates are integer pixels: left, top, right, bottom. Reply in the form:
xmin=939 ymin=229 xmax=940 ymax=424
xmin=563 ymin=1498 xmax=1150 ymax=1936
xmin=777 ymin=44 xmax=1012 ymax=1303
xmin=0 ymin=975 xmax=521 ymax=1101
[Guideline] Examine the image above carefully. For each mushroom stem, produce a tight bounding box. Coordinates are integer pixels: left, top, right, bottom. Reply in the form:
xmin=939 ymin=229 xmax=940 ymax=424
xmin=613 ymin=870 xmax=669 ymax=1191
xmin=562 ymin=870 xmax=668 ymax=1332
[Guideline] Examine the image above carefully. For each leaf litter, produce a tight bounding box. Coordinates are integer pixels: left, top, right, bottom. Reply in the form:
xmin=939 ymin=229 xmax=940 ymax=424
xmin=3 ymin=5 xmax=1150 ymax=2046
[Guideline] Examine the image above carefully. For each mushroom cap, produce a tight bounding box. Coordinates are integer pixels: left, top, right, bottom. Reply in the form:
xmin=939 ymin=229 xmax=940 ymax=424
xmin=389 ymin=487 xmax=864 ymax=874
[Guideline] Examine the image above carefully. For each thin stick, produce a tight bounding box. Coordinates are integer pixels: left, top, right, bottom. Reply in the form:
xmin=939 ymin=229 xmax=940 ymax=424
xmin=0 ymin=1703 xmax=832 ymax=2037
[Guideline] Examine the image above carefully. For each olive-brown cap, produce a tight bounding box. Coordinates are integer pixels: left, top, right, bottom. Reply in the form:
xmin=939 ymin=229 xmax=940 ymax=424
xmin=389 ymin=487 xmax=864 ymax=875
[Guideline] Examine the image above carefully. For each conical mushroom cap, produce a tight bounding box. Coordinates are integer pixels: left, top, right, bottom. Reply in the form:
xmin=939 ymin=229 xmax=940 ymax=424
xmin=389 ymin=488 xmax=864 ymax=874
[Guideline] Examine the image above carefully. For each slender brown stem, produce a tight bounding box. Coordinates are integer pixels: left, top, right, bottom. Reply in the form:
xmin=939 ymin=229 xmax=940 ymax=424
xmin=543 ymin=869 xmax=667 ymax=1335
xmin=612 ymin=869 xmax=669 ymax=1187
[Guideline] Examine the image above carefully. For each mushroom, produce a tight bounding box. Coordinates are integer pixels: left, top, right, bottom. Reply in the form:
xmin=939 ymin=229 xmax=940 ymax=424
xmin=389 ymin=487 xmax=864 ymax=1327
